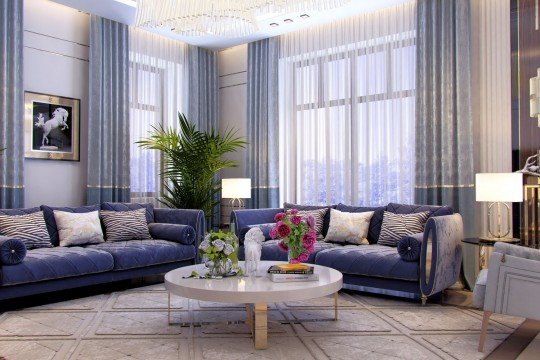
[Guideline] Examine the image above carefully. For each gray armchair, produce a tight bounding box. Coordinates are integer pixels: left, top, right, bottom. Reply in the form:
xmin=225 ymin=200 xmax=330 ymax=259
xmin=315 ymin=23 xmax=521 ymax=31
xmin=473 ymin=242 xmax=540 ymax=352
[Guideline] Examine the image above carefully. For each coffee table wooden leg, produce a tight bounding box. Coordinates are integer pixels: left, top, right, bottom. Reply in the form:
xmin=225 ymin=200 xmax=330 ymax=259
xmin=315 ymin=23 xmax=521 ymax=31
xmin=334 ymin=292 xmax=338 ymax=321
xmin=254 ymin=303 xmax=268 ymax=350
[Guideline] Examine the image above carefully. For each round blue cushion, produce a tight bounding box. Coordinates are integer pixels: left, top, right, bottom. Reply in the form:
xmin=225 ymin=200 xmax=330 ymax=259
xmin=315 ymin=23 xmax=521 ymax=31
xmin=397 ymin=236 xmax=422 ymax=262
xmin=0 ymin=237 xmax=27 ymax=265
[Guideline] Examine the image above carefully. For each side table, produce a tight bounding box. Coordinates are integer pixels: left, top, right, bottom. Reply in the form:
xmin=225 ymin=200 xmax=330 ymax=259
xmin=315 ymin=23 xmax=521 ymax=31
xmin=462 ymin=237 xmax=521 ymax=270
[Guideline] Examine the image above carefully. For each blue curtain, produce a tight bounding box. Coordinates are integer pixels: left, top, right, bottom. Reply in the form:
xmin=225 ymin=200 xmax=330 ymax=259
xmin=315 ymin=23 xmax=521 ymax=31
xmin=415 ymin=0 xmax=475 ymax=235
xmin=246 ymin=38 xmax=279 ymax=209
xmin=187 ymin=45 xmax=219 ymax=228
xmin=0 ymin=0 xmax=24 ymax=208
xmin=87 ymin=16 xmax=130 ymax=205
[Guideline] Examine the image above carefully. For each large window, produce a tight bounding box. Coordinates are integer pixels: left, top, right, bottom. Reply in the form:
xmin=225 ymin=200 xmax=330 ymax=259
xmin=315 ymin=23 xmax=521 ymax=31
xmin=278 ymin=3 xmax=416 ymax=206
xmin=128 ymin=28 xmax=187 ymax=204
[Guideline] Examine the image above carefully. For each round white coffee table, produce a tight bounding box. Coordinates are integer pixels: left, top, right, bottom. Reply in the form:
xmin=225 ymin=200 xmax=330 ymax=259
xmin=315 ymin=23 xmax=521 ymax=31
xmin=164 ymin=260 xmax=343 ymax=349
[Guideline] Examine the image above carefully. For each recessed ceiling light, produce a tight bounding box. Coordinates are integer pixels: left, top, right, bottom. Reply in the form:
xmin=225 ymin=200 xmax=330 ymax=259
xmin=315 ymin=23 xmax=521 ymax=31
xmin=270 ymin=23 xmax=279 ymax=27
xmin=300 ymin=14 xmax=310 ymax=19
xmin=284 ymin=19 xmax=293 ymax=23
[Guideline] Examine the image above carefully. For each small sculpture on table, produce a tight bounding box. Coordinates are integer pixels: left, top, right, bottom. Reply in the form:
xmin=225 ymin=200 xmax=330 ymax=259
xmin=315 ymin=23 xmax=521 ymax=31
xmin=244 ymin=228 xmax=265 ymax=277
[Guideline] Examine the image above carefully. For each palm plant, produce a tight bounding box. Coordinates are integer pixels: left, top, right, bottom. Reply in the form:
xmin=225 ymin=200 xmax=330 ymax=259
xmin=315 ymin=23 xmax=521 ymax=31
xmin=137 ymin=113 xmax=247 ymax=224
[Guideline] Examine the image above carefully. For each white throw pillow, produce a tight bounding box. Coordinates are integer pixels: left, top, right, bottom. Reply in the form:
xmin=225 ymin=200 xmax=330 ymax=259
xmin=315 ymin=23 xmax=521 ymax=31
xmin=324 ymin=208 xmax=374 ymax=245
xmin=54 ymin=210 xmax=105 ymax=247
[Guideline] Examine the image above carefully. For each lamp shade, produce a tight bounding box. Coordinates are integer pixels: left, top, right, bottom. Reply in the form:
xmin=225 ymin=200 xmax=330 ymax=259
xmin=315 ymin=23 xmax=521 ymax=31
xmin=475 ymin=173 xmax=523 ymax=202
xmin=221 ymin=178 xmax=251 ymax=199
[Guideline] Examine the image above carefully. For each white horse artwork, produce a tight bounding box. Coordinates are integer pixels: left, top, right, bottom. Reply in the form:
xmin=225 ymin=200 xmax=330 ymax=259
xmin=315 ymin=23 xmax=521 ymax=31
xmin=244 ymin=228 xmax=265 ymax=277
xmin=34 ymin=108 xmax=69 ymax=147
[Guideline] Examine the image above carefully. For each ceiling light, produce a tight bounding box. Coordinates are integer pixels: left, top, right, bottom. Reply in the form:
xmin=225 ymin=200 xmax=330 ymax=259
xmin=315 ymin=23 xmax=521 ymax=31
xmin=300 ymin=14 xmax=310 ymax=19
xmin=135 ymin=0 xmax=351 ymax=37
xmin=284 ymin=19 xmax=293 ymax=23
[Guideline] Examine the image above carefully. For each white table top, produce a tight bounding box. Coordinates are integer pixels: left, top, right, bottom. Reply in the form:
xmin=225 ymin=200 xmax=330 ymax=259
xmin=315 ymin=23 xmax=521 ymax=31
xmin=164 ymin=261 xmax=343 ymax=304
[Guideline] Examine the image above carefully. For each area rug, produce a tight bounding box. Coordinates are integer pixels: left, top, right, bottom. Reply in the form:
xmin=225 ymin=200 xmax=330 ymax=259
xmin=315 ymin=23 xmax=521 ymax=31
xmin=0 ymin=283 xmax=523 ymax=359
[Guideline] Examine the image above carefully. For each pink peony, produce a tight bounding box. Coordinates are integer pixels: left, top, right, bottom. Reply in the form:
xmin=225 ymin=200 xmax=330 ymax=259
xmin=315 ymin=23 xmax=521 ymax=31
xmin=289 ymin=208 xmax=299 ymax=215
xmin=306 ymin=215 xmax=315 ymax=229
xmin=296 ymin=252 xmax=309 ymax=263
xmin=302 ymin=232 xmax=316 ymax=249
xmin=278 ymin=240 xmax=288 ymax=252
xmin=274 ymin=212 xmax=285 ymax=222
xmin=277 ymin=223 xmax=291 ymax=238
xmin=291 ymin=215 xmax=302 ymax=225
xmin=269 ymin=227 xmax=278 ymax=239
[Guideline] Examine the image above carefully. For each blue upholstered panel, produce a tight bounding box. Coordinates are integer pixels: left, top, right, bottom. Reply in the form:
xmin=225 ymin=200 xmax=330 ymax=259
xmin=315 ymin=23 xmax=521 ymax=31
xmin=86 ymin=239 xmax=195 ymax=270
xmin=41 ymin=204 xmax=101 ymax=246
xmin=238 ymin=239 xmax=338 ymax=263
xmin=0 ymin=207 xmax=40 ymax=216
xmin=335 ymin=204 xmax=387 ymax=244
xmin=148 ymin=223 xmax=195 ymax=245
xmin=100 ymin=202 xmax=155 ymax=223
xmin=0 ymin=236 xmax=26 ymax=265
xmin=315 ymin=245 xmax=419 ymax=281
xmin=0 ymin=247 xmax=114 ymax=286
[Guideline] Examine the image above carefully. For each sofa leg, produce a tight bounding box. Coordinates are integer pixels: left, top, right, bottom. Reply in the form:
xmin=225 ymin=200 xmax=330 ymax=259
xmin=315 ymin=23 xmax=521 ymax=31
xmin=478 ymin=311 xmax=492 ymax=352
xmin=421 ymin=294 xmax=427 ymax=305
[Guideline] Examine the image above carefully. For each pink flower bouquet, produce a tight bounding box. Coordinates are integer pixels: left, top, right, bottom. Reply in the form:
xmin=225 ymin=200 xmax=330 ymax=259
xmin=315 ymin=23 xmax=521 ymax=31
xmin=269 ymin=209 xmax=316 ymax=264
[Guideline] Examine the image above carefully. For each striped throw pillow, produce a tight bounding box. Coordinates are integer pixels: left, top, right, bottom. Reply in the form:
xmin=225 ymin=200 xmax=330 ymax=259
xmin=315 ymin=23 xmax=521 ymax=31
xmin=0 ymin=211 xmax=52 ymax=249
xmin=297 ymin=208 xmax=328 ymax=237
xmin=100 ymin=208 xmax=152 ymax=242
xmin=377 ymin=211 xmax=430 ymax=247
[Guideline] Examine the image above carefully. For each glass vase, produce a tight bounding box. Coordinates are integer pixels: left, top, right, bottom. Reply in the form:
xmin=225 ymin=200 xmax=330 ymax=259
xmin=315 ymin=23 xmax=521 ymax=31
xmin=206 ymin=258 xmax=232 ymax=277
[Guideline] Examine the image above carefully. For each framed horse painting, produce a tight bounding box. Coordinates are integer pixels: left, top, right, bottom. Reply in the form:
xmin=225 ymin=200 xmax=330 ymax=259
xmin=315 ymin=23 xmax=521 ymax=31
xmin=24 ymin=91 xmax=80 ymax=161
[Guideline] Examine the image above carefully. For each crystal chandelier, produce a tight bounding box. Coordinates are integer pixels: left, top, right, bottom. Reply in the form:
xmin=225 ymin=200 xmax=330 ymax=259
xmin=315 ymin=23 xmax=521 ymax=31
xmin=135 ymin=0 xmax=351 ymax=37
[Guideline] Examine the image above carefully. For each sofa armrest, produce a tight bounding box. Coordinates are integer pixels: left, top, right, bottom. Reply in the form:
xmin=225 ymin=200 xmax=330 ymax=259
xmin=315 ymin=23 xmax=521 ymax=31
xmin=0 ymin=236 xmax=27 ymax=265
xmin=153 ymin=209 xmax=205 ymax=259
xmin=230 ymin=208 xmax=283 ymax=238
xmin=484 ymin=248 xmax=540 ymax=320
xmin=420 ymin=213 xmax=463 ymax=297
xmin=148 ymin=223 xmax=196 ymax=245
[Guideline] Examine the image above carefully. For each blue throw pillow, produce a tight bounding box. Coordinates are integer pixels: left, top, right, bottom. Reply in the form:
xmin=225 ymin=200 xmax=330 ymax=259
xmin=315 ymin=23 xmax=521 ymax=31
xmin=148 ymin=223 xmax=196 ymax=245
xmin=397 ymin=234 xmax=423 ymax=262
xmin=0 ymin=236 xmax=27 ymax=265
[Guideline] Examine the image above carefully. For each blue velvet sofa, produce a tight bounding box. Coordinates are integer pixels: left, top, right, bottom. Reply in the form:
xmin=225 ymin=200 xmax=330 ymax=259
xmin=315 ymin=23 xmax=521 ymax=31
xmin=231 ymin=203 xmax=464 ymax=303
xmin=0 ymin=202 xmax=205 ymax=301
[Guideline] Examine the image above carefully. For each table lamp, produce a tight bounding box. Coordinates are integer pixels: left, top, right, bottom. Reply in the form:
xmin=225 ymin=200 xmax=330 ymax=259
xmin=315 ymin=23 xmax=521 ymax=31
xmin=475 ymin=173 xmax=523 ymax=240
xmin=222 ymin=178 xmax=251 ymax=209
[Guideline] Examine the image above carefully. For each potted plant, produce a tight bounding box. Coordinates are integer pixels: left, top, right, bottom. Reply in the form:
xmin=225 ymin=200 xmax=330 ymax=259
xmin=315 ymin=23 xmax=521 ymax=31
xmin=137 ymin=113 xmax=246 ymax=227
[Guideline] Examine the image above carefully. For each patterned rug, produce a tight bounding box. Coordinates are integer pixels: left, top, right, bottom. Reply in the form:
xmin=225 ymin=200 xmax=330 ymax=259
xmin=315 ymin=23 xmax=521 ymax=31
xmin=0 ymin=283 xmax=523 ymax=360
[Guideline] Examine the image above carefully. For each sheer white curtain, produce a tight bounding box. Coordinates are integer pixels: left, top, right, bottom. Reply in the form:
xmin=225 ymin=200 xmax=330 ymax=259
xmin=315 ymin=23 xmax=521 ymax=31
xmin=128 ymin=28 xmax=188 ymax=205
xmin=278 ymin=2 xmax=416 ymax=206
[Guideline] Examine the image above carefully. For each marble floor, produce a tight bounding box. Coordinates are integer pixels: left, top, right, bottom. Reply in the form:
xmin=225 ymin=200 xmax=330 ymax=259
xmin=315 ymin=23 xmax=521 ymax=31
xmin=0 ymin=284 xmax=524 ymax=360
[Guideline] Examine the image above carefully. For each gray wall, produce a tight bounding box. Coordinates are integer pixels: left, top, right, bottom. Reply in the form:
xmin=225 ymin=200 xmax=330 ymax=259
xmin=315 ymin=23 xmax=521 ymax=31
xmin=218 ymin=45 xmax=248 ymax=223
xmin=23 ymin=0 xmax=89 ymax=207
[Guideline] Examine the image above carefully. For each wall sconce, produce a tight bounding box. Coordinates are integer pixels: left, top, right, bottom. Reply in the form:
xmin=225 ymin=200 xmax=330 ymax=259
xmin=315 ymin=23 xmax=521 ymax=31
xmin=531 ymin=68 xmax=540 ymax=127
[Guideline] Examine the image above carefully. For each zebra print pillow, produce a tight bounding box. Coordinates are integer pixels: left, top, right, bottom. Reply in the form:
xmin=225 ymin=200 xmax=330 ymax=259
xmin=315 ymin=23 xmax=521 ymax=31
xmin=100 ymin=208 xmax=152 ymax=242
xmin=297 ymin=208 xmax=328 ymax=237
xmin=0 ymin=211 xmax=52 ymax=249
xmin=377 ymin=211 xmax=430 ymax=247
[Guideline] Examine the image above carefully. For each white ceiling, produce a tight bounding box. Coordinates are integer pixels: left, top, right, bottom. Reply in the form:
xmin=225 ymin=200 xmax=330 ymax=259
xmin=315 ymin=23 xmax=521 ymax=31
xmin=50 ymin=0 xmax=410 ymax=50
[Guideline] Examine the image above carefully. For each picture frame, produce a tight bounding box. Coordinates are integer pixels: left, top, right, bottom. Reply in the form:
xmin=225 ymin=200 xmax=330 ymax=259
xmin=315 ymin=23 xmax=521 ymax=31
xmin=24 ymin=91 xmax=80 ymax=161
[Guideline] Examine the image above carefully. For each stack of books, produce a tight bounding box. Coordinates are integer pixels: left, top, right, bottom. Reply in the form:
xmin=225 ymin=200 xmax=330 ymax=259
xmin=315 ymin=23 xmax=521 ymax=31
xmin=267 ymin=263 xmax=319 ymax=282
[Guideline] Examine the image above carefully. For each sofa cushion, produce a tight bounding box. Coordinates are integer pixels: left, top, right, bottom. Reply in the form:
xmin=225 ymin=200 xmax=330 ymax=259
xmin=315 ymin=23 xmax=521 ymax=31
xmin=397 ymin=233 xmax=423 ymax=262
xmin=100 ymin=209 xmax=152 ymax=242
xmin=0 ymin=207 xmax=41 ymax=216
xmin=314 ymin=245 xmax=419 ymax=281
xmin=0 ymin=211 xmax=52 ymax=249
xmin=284 ymin=203 xmax=335 ymax=237
xmin=148 ymin=223 xmax=195 ymax=245
xmin=101 ymin=202 xmax=155 ymax=223
xmin=240 ymin=239 xmax=338 ymax=263
xmin=86 ymin=239 xmax=194 ymax=270
xmin=54 ymin=210 xmax=105 ymax=247
xmin=41 ymin=204 xmax=101 ymax=246
xmin=335 ymin=204 xmax=386 ymax=244
xmin=386 ymin=203 xmax=453 ymax=217
xmin=0 ymin=247 xmax=114 ymax=286
xmin=0 ymin=236 xmax=26 ymax=265
xmin=325 ymin=208 xmax=373 ymax=245
xmin=378 ymin=211 xmax=430 ymax=247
